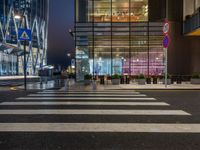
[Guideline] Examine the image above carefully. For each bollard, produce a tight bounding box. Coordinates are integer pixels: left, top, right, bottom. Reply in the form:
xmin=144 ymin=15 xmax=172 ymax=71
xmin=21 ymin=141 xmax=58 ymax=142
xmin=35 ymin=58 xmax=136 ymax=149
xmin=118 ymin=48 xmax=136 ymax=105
xmin=64 ymin=79 xmax=69 ymax=91
xmin=45 ymin=76 xmax=48 ymax=84
xmin=92 ymin=80 xmax=97 ymax=91
xmin=40 ymin=77 xmax=43 ymax=85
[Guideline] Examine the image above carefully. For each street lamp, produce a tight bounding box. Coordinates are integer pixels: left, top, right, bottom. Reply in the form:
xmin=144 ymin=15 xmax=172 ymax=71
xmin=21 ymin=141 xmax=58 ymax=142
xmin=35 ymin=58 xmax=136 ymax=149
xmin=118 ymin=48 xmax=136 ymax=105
xmin=67 ymin=53 xmax=72 ymax=67
xmin=14 ymin=15 xmax=21 ymax=20
xmin=67 ymin=53 xmax=71 ymax=57
xmin=15 ymin=14 xmax=28 ymax=91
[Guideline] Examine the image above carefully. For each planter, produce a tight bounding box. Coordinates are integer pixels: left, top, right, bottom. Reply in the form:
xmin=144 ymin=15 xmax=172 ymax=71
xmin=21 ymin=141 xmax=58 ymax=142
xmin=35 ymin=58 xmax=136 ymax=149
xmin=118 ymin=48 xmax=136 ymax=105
xmin=120 ymin=78 xmax=125 ymax=84
xmin=153 ymin=78 xmax=158 ymax=84
xmin=100 ymin=77 xmax=105 ymax=85
xmin=84 ymin=79 xmax=91 ymax=85
xmin=162 ymin=79 xmax=171 ymax=85
xmin=171 ymin=77 xmax=176 ymax=84
xmin=125 ymin=76 xmax=130 ymax=84
xmin=185 ymin=15 xmax=192 ymax=20
xmin=138 ymin=79 xmax=146 ymax=85
xmin=112 ymin=79 xmax=120 ymax=85
xmin=191 ymin=78 xmax=200 ymax=84
xmin=146 ymin=78 xmax=151 ymax=84
xmin=177 ymin=77 xmax=182 ymax=84
xmin=69 ymin=78 xmax=75 ymax=86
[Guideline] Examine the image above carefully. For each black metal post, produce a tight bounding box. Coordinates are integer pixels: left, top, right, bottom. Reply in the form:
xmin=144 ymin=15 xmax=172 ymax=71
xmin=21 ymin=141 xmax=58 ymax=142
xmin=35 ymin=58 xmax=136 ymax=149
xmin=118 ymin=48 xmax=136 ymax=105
xmin=24 ymin=16 xmax=27 ymax=91
xmin=24 ymin=40 xmax=27 ymax=91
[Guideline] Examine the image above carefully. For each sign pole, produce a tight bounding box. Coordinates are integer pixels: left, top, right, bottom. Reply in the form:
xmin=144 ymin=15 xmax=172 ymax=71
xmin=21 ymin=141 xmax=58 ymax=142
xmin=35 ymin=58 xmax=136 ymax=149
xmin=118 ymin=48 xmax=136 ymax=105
xmin=18 ymin=17 xmax=32 ymax=91
xmin=162 ymin=21 xmax=170 ymax=88
xmin=24 ymin=15 xmax=27 ymax=91
xmin=24 ymin=40 xmax=27 ymax=91
xmin=164 ymin=48 xmax=168 ymax=88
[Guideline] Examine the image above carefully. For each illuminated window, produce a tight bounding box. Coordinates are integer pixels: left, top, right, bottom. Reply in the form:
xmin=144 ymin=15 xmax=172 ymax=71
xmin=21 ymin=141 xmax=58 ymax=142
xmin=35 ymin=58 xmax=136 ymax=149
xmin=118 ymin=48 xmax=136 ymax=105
xmin=130 ymin=0 xmax=148 ymax=22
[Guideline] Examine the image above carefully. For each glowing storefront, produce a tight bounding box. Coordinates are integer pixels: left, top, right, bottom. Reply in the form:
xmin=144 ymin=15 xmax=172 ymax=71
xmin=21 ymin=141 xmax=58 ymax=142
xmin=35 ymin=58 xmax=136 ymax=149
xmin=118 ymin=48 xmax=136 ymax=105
xmin=75 ymin=0 xmax=164 ymax=81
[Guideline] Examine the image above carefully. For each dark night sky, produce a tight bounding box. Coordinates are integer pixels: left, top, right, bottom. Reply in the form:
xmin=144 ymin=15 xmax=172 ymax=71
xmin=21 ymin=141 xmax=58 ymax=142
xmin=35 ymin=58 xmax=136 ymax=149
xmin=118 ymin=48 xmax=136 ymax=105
xmin=48 ymin=0 xmax=74 ymax=67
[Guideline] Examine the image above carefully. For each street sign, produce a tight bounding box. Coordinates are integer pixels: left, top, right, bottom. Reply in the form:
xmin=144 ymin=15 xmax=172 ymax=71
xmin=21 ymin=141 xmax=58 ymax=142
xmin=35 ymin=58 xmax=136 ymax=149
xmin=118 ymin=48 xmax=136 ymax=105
xmin=163 ymin=35 xmax=170 ymax=48
xmin=18 ymin=28 xmax=32 ymax=41
xmin=163 ymin=22 xmax=170 ymax=35
xmin=162 ymin=20 xmax=170 ymax=88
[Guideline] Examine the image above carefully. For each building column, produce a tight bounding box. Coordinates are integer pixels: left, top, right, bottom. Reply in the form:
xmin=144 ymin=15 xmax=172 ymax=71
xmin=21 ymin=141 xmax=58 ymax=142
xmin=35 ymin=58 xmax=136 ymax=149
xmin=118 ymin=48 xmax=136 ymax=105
xmin=0 ymin=53 xmax=2 ymax=76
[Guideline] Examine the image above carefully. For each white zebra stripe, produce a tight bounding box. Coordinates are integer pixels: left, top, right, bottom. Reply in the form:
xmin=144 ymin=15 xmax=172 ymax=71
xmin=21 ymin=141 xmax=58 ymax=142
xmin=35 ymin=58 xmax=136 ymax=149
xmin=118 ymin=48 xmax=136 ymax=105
xmin=16 ymin=97 xmax=156 ymax=100
xmin=0 ymin=123 xmax=198 ymax=133
xmin=28 ymin=94 xmax=147 ymax=97
xmin=0 ymin=109 xmax=190 ymax=115
xmin=0 ymin=102 xmax=170 ymax=106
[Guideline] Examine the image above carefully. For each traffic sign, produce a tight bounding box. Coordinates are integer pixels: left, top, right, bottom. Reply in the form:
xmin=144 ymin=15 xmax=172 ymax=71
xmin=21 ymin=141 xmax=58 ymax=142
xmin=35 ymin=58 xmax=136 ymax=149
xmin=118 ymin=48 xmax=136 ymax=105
xmin=163 ymin=35 xmax=170 ymax=48
xmin=18 ymin=28 xmax=32 ymax=41
xmin=163 ymin=22 xmax=170 ymax=35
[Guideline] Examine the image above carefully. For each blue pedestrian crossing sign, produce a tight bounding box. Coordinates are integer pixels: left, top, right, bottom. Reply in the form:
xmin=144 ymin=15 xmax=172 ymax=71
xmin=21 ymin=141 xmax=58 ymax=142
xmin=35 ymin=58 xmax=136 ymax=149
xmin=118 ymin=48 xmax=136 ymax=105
xmin=18 ymin=28 xmax=32 ymax=41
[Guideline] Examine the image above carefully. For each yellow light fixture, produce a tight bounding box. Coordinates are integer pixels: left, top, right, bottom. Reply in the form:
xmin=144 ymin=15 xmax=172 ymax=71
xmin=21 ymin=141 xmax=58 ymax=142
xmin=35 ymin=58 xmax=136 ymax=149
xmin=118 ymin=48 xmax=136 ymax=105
xmin=14 ymin=15 xmax=21 ymax=19
xmin=187 ymin=28 xmax=200 ymax=36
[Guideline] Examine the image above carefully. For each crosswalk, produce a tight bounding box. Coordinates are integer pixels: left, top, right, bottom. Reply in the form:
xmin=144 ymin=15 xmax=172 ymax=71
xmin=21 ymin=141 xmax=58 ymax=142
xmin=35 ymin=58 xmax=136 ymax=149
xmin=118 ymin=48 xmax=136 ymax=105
xmin=0 ymin=89 xmax=199 ymax=133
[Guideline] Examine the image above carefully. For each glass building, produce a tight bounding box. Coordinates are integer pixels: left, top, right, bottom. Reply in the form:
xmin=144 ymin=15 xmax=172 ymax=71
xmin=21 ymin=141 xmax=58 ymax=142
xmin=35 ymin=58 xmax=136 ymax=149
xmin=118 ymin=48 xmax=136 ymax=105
xmin=75 ymin=0 xmax=165 ymax=81
xmin=0 ymin=0 xmax=49 ymax=76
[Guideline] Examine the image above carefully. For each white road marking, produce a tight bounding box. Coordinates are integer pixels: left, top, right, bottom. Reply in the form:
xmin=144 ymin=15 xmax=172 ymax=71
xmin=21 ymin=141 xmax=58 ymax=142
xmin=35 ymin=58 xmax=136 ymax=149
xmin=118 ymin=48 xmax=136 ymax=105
xmin=38 ymin=91 xmax=141 ymax=94
xmin=0 ymin=102 xmax=170 ymax=106
xmin=0 ymin=109 xmax=190 ymax=115
xmin=28 ymin=94 xmax=147 ymax=97
xmin=43 ymin=90 xmax=138 ymax=92
xmin=0 ymin=123 xmax=199 ymax=133
xmin=16 ymin=97 xmax=156 ymax=100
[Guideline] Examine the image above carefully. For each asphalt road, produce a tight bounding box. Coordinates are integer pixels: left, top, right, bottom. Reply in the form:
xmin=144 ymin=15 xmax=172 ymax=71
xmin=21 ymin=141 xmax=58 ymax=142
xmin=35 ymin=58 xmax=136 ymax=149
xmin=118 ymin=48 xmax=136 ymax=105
xmin=0 ymin=89 xmax=199 ymax=150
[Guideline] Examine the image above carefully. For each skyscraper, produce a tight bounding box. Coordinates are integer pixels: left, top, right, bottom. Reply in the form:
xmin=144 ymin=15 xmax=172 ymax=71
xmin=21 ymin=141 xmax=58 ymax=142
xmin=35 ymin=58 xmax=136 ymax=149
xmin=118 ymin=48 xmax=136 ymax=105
xmin=0 ymin=0 xmax=49 ymax=76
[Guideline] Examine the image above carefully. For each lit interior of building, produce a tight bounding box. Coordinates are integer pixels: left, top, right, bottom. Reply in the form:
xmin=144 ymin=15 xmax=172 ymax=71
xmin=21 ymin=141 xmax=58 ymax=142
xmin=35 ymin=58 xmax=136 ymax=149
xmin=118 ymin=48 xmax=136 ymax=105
xmin=75 ymin=0 xmax=164 ymax=80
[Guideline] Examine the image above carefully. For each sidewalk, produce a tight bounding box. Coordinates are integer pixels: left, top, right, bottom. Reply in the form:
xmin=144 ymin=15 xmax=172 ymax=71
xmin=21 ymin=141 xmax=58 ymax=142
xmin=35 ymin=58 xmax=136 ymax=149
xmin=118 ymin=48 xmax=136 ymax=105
xmin=0 ymin=76 xmax=39 ymax=81
xmin=0 ymin=76 xmax=40 ymax=86
xmin=107 ymin=83 xmax=200 ymax=90
xmin=17 ymin=80 xmax=63 ymax=90
xmin=60 ymin=82 xmax=200 ymax=91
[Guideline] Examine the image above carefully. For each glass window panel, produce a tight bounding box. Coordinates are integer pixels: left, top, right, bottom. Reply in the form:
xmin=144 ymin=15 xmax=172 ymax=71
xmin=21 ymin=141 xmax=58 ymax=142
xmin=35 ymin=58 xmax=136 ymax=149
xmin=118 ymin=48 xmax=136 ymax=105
xmin=131 ymin=51 xmax=148 ymax=75
xmin=94 ymin=47 xmax=111 ymax=75
xmin=94 ymin=28 xmax=111 ymax=75
xmin=76 ymin=0 xmax=90 ymax=22
xmin=196 ymin=0 xmax=200 ymax=10
xmin=149 ymin=36 xmax=164 ymax=76
xmin=112 ymin=48 xmax=129 ymax=75
xmin=94 ymin=0 xmax=111 ymax=22
xmin=112 ymin=0 xmax=129 ymax=22
xmin=76 ymin=46 xmax=91 ymax=81
xmin=130 ymin=0 xmax=148 ymax=22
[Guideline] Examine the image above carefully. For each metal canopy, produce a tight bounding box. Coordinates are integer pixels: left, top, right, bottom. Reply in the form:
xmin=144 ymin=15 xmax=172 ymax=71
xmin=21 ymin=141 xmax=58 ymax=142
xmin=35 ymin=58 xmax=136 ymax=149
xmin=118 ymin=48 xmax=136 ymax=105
xmin=0 ymin=43 xmax=26 ymax=56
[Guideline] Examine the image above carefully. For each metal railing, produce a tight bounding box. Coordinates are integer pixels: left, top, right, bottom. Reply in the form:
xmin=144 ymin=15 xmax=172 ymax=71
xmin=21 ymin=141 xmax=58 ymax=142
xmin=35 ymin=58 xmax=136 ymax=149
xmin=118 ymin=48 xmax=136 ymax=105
xmin=183 ymin=9 xmax=200 ymax=34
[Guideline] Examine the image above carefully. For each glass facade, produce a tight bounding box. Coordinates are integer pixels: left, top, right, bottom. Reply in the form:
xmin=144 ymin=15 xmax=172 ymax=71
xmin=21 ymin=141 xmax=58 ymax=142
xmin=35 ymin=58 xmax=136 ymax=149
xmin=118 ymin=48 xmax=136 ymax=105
xmin=0 ymin=51 xmax=17 ymax=76
xmin=0 ymin=0 xmax=49 ymax=76
xmin=76 ymin=0 xmax=164 ymax=81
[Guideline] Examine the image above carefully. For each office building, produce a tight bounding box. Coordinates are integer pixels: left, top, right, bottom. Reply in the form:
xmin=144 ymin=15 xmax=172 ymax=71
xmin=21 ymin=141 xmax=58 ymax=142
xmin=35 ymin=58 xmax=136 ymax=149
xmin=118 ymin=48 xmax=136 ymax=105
xmin=75 ymin=0 xmax=200 ymax=81
xmin=0 ymin=0 xmax=49 ymax=76
xmin=75 ymin=0 xmax=165 ymax=81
